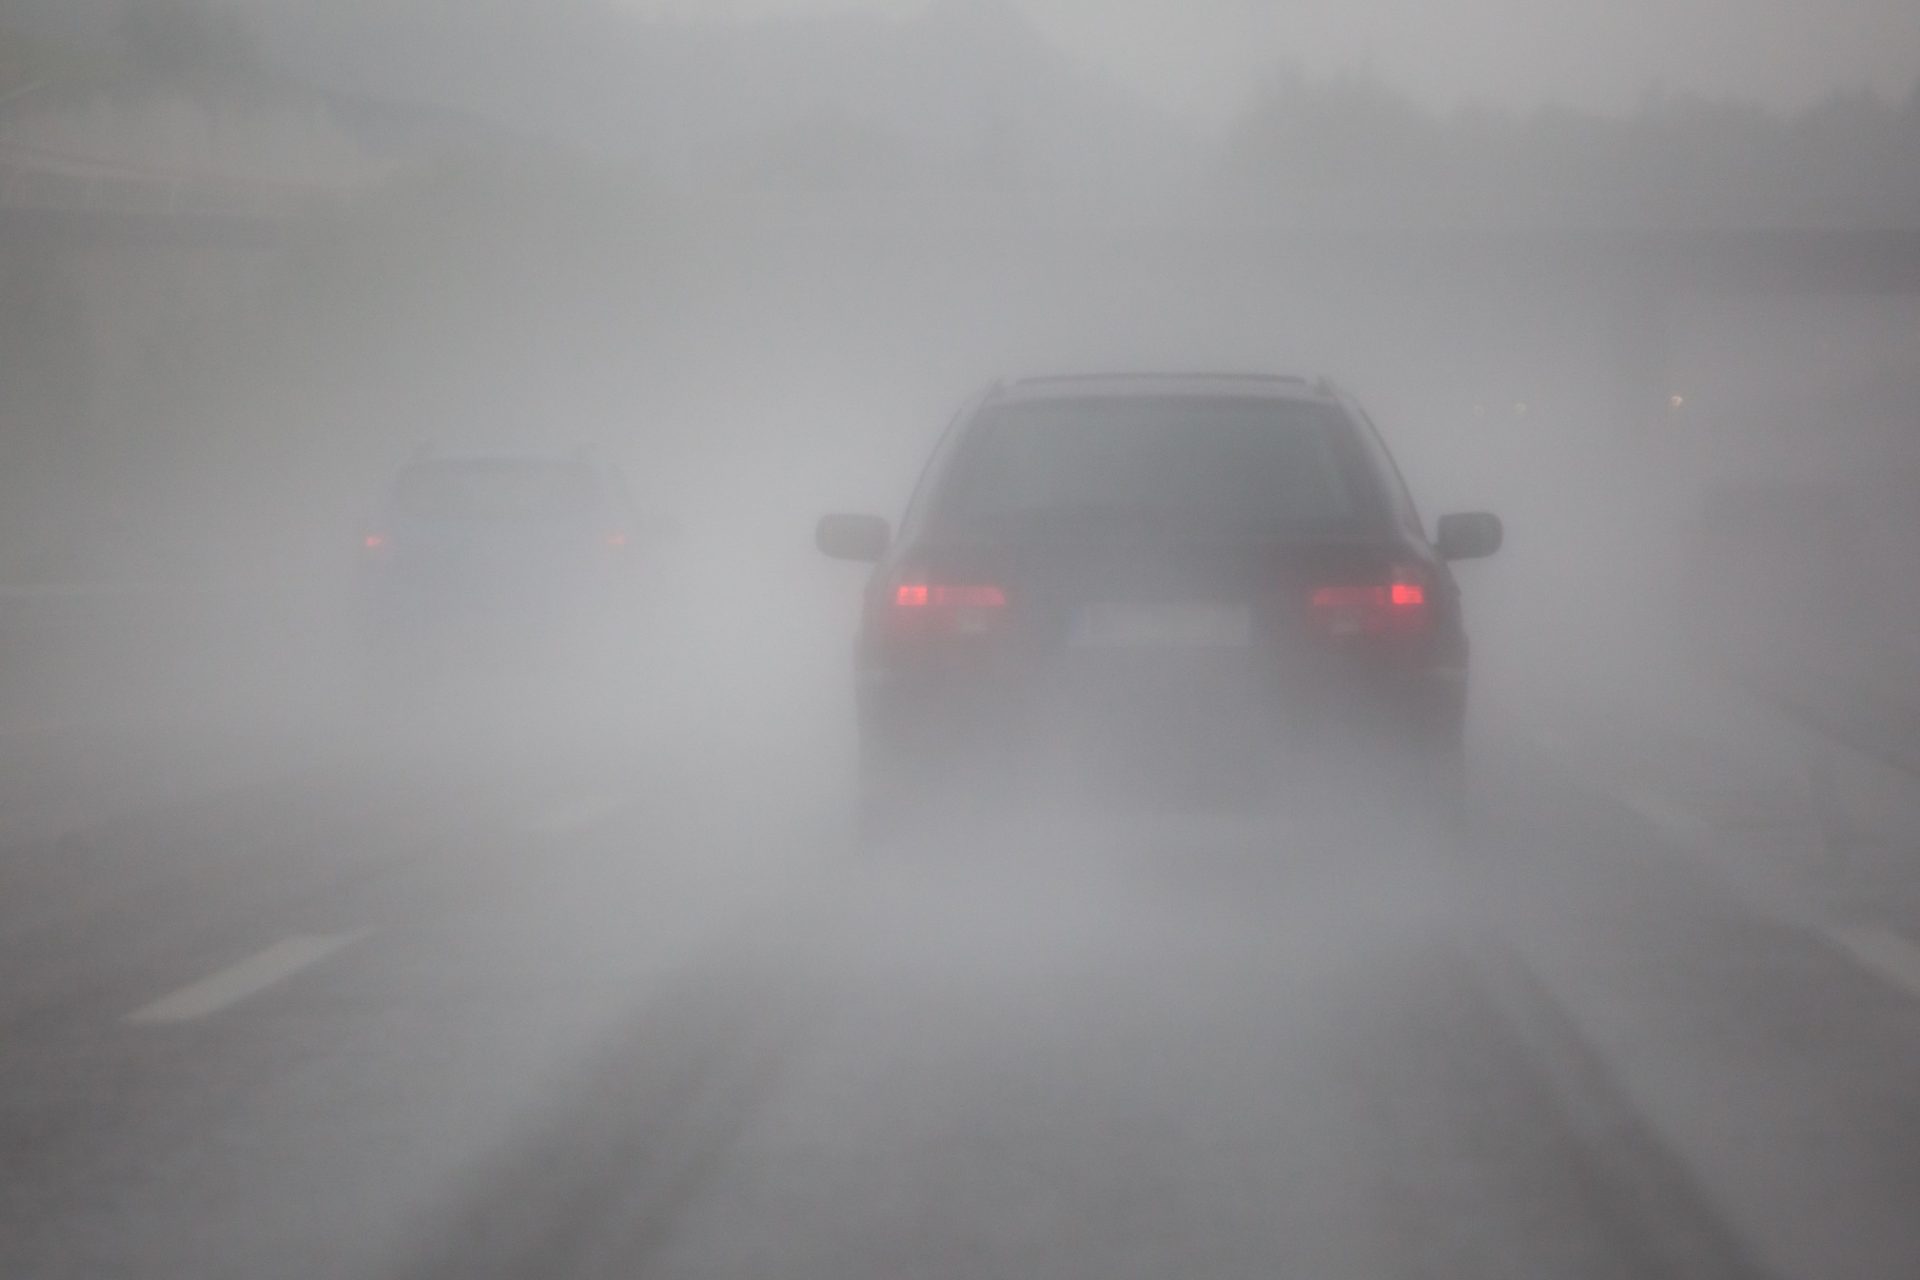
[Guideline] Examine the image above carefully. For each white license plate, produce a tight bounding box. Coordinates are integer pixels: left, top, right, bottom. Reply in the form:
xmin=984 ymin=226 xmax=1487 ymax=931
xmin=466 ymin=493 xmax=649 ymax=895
xmin=1071 ymin=601 xmax=1253 ymax=649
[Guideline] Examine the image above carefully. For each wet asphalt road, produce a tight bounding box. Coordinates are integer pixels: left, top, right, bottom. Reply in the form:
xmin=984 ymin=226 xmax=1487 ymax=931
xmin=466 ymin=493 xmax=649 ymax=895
xmin=4 ymin=693 xmax=1920 ymax=1280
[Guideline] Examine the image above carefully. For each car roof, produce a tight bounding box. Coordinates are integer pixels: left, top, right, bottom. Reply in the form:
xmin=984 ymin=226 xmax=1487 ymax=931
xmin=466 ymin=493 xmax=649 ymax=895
xmin=989 ymin=372 xmax=1339 ymax=407
xmin=400 ymin=451 xmax=592 ymax=467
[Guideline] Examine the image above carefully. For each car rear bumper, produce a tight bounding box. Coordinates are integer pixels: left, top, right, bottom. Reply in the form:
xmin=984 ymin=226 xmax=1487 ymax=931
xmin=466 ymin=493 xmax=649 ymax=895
xmin=858 ymin=652 xmax=1464 ymax=807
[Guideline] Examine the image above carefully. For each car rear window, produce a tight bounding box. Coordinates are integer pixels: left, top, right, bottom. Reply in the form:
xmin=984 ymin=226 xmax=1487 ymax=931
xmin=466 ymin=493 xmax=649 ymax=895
xmin=939 ymin=397 xmax=1369 ymax=535
xmin=392 ymin=460 xmax=598 ymax=521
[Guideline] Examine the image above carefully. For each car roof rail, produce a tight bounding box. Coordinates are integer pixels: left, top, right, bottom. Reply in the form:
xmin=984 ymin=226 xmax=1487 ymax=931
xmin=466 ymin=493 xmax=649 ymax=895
xmin=1007 ymin=371 xmax=1313 ymax=388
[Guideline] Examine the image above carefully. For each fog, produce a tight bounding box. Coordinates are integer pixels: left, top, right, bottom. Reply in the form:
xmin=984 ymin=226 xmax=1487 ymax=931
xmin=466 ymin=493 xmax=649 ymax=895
xmin=3 ymin=3 xmax=1920 ymax=1277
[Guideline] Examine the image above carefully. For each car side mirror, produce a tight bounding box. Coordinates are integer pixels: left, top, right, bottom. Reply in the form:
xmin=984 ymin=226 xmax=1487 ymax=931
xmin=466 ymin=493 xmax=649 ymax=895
xmin=1436 ymin=512 xmax=1503 ymax=561
xmin=816 ymin=513 xmax=890 ymax=563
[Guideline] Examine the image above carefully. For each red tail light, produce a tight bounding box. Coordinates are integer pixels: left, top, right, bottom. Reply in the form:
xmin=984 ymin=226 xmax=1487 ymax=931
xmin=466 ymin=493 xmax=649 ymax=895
xmin=1309 ymin=571 xmax=1430 ymax=636
xmin=362 ymin=533 xmax=388 ymax=553
xmin=894 ymin=583 xmax=1006 ymax=609
xmin=887 ymin=580 xmax=1008 ymax=638
xmin=604 ymin=531 xmax=629 ymax=549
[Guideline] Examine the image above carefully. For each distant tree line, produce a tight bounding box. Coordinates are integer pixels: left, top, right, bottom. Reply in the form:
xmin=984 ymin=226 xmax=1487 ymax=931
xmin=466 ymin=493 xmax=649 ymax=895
xmin=1219 ymin=71 xmax=1920 ymax=227
xmin=10 ymin=1 xmax=1920 ymax=225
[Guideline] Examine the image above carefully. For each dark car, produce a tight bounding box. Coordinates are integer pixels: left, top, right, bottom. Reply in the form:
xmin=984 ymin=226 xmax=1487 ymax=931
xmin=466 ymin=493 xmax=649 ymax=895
xmin=816 ymin=373 xmax=1502 ymax=830
xmin=358 ymin=450 xmax=640 ymax=681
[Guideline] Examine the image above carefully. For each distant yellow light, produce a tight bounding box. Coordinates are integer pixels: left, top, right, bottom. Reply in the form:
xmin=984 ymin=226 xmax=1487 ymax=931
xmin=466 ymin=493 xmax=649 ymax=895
xmin=1513 ymin=401 xmax=1529 ymax=417
xmin=1669 ymin=394 xmax=1686 ymax=409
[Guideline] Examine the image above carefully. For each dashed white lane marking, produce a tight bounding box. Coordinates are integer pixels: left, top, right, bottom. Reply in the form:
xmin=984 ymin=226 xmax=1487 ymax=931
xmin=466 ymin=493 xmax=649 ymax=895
xmin=1525 ymin=727 xmax=1569 ymax=753
xmin=1609 ymin=784 xmax=1711 ymax=841
xmin=1827 ymin=926 xmax=1920 ymax=1005
xmin=1526 ymin=728 xmax=1920 ymax=1005
xmin=0 ymin=716 xmax=96 ymax=741
xmin=1524 ymin=729 xmax=1707 ymax=840
xmin=128 ymin=934 xmax=361 ymax=1025
xmin=526 ymin=795 xmax=631 ymax=837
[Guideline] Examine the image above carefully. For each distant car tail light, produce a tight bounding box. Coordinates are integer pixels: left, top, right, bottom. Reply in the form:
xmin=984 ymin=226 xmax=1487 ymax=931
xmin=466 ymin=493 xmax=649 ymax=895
xmin=362 ymin=533 xmax=389 ymax=553
xmin=887 ymin=580 xmax=1008 ymax=638
xmin=1309 ymin=569 xmax=1430 ymax=636
xmin=604 ymin=531 xmax=629 ymax=549
xmin=894 ymin=583 xmax=1006 ymax=609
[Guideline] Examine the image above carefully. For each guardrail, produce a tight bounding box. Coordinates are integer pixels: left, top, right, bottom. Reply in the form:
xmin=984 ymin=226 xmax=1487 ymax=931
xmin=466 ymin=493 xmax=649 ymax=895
xmin=0 ymin=140 xmax=367 ymax=219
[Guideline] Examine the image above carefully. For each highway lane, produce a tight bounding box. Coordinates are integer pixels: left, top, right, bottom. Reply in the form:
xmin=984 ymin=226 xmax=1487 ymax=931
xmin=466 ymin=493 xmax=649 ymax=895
xmin=0 ymin=682 xmax=841 ymax=1275
xmin=4 ymin=703 xmax=1920 ymax=1278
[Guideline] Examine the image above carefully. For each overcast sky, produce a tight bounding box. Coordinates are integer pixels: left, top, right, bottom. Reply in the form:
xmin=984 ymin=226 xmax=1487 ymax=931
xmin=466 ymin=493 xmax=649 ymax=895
xmin=620 ymin=0 xmax=1920 ymax=122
